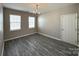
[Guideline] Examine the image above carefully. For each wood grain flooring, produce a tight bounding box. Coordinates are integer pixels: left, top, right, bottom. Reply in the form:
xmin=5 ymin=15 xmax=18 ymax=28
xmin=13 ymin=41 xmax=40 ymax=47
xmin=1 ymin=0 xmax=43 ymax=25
xmin=3 ymin=33 xmax=78 ymax=56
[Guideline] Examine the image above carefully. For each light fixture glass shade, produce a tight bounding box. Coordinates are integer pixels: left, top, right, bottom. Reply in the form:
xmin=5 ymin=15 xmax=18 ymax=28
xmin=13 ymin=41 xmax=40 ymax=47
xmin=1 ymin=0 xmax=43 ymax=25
xmin=32 ymin=4 xmax=40 ymax=14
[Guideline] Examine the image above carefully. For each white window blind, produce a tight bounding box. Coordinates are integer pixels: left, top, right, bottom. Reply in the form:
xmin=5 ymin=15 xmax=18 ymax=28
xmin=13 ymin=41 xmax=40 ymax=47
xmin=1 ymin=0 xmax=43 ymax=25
xmin=28 ymin=16 xmax=35 ymax=28
xmin=10 ymin=15 xmax=21 ymax=31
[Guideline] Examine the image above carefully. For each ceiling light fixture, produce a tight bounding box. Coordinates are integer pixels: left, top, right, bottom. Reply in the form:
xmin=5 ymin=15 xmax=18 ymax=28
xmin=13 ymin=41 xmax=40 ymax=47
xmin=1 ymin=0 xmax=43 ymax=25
xmin=33 ymin=4 xmax=40 ymax=14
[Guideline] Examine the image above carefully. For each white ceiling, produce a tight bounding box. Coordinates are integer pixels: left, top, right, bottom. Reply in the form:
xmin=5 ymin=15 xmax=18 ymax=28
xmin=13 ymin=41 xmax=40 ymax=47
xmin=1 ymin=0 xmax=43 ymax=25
xmin=3 ymin=3 xmax=75 ymax=14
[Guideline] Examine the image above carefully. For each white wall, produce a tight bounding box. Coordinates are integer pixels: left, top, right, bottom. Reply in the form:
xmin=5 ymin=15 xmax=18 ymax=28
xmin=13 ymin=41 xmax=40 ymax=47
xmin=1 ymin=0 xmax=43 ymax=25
xmin=38 ymin=4 xmax=77 ymax=40
xmin=38 ymin=12 xmax=61 ymax=39
xmin=0 ymin=3 xmax=4 ymax=55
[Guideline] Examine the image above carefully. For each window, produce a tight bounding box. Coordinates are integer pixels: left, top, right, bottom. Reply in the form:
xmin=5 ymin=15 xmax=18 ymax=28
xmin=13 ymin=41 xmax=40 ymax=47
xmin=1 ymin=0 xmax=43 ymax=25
xmin=10 ymin=15 xmax=21 ymax=31
xmin=28 ymin=16 xmax=35 ymax=28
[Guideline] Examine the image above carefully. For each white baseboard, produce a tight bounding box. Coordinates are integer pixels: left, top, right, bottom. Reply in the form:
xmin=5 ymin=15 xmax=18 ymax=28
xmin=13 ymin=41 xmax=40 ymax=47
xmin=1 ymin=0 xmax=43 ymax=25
xmin=38 ymin=32 xmax=61 ymax=40
xmin=1 ymin=43 xmax=4 ymax=56
xmin=38 ymin=32 xmax=78 ymax=46
xmin=4 ymin=32 xmax=78 ymax=46
xmin=4 ymin=32 xmax=37 ymax=42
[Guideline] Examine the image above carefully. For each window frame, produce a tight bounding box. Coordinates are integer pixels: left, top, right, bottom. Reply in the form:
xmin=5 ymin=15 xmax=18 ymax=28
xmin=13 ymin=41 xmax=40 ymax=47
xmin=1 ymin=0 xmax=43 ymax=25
xmin=9 ymin=14 xmax=21 ymax=31
xmin=28 ymin=16 xmax=35 ymax=29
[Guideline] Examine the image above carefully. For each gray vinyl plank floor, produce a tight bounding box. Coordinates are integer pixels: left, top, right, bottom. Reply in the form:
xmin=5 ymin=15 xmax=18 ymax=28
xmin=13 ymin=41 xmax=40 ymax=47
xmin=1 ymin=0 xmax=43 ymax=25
xmin=3 ymin=33 xmax=78 ymax=56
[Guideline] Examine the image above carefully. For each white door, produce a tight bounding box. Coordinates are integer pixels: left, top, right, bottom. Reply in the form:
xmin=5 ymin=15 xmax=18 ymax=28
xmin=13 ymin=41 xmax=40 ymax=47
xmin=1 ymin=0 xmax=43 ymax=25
xmin=60 ymin=13 xmax=77 ymax=45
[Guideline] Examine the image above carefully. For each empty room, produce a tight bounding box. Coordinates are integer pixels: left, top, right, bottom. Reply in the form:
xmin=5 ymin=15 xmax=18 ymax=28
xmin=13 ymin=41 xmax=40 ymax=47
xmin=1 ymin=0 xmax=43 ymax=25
xmin=0 ymin=3 xmax=79 ymax=56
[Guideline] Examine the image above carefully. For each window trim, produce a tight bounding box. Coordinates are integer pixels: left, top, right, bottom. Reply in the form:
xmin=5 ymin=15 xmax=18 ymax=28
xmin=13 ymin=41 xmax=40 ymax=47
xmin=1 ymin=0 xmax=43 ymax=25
xmin=9 ymin=14 xmax=21 ymax=31
xmin=28 ymin=16 xmax=35 ymax=29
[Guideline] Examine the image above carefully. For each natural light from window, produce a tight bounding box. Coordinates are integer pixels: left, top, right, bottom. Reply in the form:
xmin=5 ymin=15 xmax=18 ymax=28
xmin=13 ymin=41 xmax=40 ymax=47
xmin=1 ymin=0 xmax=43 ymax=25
xmin=10 ymin=15 xmax=21 ymax=31
xmin=28 ymin=16 xmax=35 ymax=28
